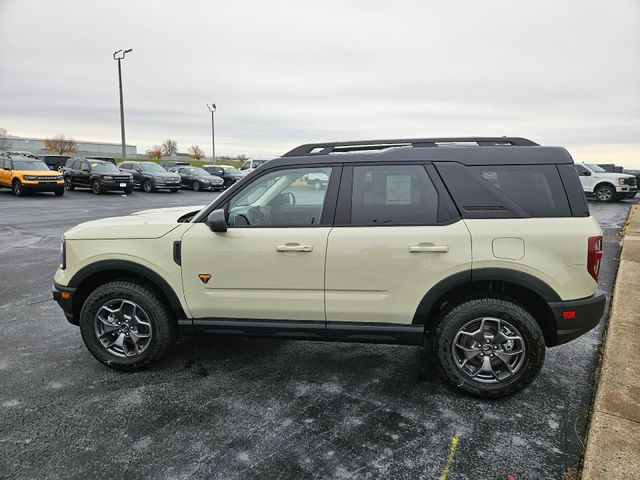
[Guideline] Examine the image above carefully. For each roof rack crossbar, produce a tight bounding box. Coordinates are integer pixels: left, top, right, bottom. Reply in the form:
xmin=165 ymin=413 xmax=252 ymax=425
xmin=283 ymin=137 xmax=539 ymax=157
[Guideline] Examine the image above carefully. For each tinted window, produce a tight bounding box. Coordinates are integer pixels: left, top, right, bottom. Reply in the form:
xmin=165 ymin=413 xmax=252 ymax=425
xmin=436 ymin=163 xmax=571 ymax=218
xmin=120 ymin=163 xmax=130 ymax=169
xmin=575 ymin=165 xmax=589 ymax=176
xmin=350 ymin=165 xmax=439 ymax=225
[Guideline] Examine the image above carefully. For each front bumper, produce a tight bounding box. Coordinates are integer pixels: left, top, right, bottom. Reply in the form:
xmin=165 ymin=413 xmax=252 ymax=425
xmin=101 ymin=180 xmax=133 ymax=190
xmin=23 ymin=181 xmax=64 ymax=191
xmin=52 ymin=283 xmax=78 ymax=324
xmin=548 ymin=290 xmax=607 ymax=346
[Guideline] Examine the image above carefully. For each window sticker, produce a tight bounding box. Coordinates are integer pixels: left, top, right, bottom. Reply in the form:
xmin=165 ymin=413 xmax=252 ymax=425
xmin=386 ymin=175 xmax=412 ymax=204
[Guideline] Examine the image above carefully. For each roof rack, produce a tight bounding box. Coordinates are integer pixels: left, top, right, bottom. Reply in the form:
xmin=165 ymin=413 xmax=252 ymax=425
xmin=282 ymin=137 xmax=539 ymax=157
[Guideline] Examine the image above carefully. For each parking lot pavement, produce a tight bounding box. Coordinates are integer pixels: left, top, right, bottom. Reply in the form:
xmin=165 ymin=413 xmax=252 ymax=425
xmin=0 ymin=189 xmax=637 ymax=480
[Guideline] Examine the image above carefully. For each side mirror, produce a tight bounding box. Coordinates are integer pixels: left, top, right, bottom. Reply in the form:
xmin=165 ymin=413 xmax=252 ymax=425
xmin=206 ymin=209 xmax=227 ymax=233
xmin=3 ymin=167 xmax=10 ymax=171
xmin=580 ymin=171 xmax=591 ymax=176
xmin=136 ymin=169 xmax=143 ymax=173
xmin=82 ymin=168 xmax=90 ymax=173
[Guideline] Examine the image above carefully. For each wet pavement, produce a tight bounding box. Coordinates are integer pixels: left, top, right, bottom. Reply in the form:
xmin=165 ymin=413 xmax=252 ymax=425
xmin=0 ymin=187 xmax=637 ymax=480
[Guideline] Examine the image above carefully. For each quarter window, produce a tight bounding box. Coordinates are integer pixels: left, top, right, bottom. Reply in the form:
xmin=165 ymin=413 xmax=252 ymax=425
xmin=350 ymin=165 xmax=439 ymax=225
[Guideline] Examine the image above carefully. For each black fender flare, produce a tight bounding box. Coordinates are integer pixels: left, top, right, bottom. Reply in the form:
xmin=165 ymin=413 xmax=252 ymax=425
xmin=69 ymin=259 xmax=187 ymax=319
xmin=412 ymin=268 xmax=561 ymax=324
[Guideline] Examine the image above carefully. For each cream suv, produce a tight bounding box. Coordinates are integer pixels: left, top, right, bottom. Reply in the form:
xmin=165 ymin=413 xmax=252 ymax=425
xmin=53 ymin=137 xmax=606 ymax=398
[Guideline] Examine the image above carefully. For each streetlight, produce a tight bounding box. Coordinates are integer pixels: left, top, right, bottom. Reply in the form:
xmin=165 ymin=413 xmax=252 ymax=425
xmin=207 ymin=103 xmax=216 ymax=161
xmin=113 ymin=48 xmax=133 ymax=162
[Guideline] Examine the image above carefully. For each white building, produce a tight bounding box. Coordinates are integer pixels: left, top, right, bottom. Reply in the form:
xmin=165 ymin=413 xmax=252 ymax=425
xmin=4 ymin=136 xmax=137 ymax=156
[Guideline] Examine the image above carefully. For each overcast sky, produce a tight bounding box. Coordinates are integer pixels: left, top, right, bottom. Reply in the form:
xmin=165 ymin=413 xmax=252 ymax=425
xmin=1 ymin=0 xmax=639 ymax=163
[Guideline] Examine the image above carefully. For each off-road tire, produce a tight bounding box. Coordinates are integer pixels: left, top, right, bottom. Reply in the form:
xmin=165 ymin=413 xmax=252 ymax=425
xmin=79 ymin=280 xmax=177 ymax=371
xmin=12 ymin=180 xmax=25 ymax=197
xmin=64 ymin=177 xmax=75 ymax=191
xmin=54 ymin=189 xmax=64 ymax=196
xmin=432 ymin=296 xmax=546 ymax=398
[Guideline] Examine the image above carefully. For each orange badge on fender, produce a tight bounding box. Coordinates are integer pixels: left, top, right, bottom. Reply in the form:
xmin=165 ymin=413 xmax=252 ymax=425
xmin=198 ymin=274 xmax=211 ymax=284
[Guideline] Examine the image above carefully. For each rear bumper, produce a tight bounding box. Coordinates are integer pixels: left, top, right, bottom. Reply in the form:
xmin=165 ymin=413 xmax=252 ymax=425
xmin=548 ymin=290 xmax=607 ymax=346
xmin=52 ymin=283 xmax=77 ymax=325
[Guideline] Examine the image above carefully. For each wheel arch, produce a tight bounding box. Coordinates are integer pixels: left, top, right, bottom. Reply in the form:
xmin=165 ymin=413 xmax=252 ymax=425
xmin=68 ymin=260 xmax=187 ymax=324
xmin=592 ymin=181 xmax=615 ymax=193
xmin=413 ymin=268 xmax=560 ymax=346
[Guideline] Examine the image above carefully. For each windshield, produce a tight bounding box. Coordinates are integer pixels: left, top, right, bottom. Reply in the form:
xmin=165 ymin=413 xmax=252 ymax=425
xmin=187 ymin=167 xmax=209 ymax=176
xmin=12 ymin=160 xmax=51 ymax=171
xmin=90 ymin=162 xmax=119 ymax=173
xmin=584 ymin=163 xmax=605 ymax=173
xmin=140 ymin=163 xmax=167 ymax=173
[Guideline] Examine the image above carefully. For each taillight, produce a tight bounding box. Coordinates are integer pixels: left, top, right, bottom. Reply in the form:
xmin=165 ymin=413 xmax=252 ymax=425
xmin=587 ymin=236 xmax=603 ymax=282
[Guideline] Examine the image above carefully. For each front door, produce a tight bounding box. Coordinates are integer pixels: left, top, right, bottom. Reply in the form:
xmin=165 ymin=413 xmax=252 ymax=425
xmin=180 ymin=165 xmax=338 ymax=321
xmin=325 ymin=164 xmax=472 ymax=325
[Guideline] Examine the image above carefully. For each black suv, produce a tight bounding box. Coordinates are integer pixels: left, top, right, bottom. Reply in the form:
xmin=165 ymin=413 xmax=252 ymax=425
xmin=118 ymin=161 xmax=182 ymax=192
xmin=39 ymin=154 xmax=72 ymax=172
xmin=63 ymin=158 xmax=133 ymax=194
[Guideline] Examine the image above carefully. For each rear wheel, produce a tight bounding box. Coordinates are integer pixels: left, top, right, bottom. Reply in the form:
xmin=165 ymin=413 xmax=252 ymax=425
xmin=433 ymin=296 xmax=545 ymax=398
xmin=595 ymin=184 xmax=615 ymax=202
xmin=64 ymin=177 xmax=75 ymax=191
xmin=92 ymin=179 xmax=103 ymax=194
xmin=192 ymin=180 xmax=201 ymax=192
xmin=12 ymin=180 xmax=25 ymax=197
xmin=79 ymin=280 xmax=177 ymax=371
xmin=56 ymin=165 xmax=65 ymax=173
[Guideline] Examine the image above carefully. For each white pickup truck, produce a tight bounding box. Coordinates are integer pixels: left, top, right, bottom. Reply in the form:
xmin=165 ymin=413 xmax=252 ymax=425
xmin=575 ymin=163 xmax=637 ymax=202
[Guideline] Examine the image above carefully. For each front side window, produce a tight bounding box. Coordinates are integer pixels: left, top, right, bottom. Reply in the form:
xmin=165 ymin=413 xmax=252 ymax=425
xmin=227 ymin=167 xmax=333 ymax=227
xmin=350 ymin=165 xmax=439 ymax=225
xmin=584 ymin=163 xmax=605 ymax=173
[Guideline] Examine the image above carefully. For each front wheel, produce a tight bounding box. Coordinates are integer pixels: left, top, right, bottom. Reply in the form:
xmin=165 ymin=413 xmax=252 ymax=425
xmin=143 ymin=179 xmax=155 ymax=193
xmin=595 ymin=184 xmax=615 ymax=202
xmin=12 ymin=180 xmax=25 ymax=197
xmin=92 ymin=179 xmax=103 ymax=194
xmin=54 ymin=189 xmax=65 ymax=196
xmin=64 ymin=177 xmax=75 ymax=191
xmin=79 ymin=280 xmax=177 ymax=371
xmin=192 ymin=180 xmax=201 ymax=192
xmin=124 ymin=187 xmax=133 ymax=195
xmin=433 ymin=296 xmax=545 ymax=398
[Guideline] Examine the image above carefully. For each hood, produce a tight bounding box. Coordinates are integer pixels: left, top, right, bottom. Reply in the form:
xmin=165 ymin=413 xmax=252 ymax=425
xmin=18 ymin=170 xmax=62 ymax=177
xmin=147 ymin=172 xmax=180 ymax=179
xmin=64 ymin=205 xmax=204 ymax=240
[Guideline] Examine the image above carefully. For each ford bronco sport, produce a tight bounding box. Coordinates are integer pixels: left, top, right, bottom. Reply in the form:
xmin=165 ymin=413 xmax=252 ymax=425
xmin=53 ymin=137 xmax=606 ymax=398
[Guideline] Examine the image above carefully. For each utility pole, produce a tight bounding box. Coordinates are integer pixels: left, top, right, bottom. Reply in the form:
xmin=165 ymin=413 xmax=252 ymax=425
xmin=113 ymin=48 xmax=133 ymax=162
xmin=207 ymin=103 xmax=216 ymax=161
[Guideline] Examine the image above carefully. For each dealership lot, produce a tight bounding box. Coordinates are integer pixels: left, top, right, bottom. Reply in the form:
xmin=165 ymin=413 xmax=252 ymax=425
xmin=0 ymin=189 xmax=636 ymax=479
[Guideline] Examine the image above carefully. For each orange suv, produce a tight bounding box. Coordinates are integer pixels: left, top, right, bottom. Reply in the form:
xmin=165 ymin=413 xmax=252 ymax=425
xmin=0 ymin=154 xmax=65 ymax=197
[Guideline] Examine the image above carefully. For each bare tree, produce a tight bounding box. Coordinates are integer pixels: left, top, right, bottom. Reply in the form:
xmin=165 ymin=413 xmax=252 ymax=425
xmin=0 ymin=128 xmax=13 ymax=151
xmin=146 ymin=146 xmax=163 ymax=160
xmin=44 ymin=134 xmax=78 ymax=155
xmin=189 ymin=145 xmax=205 ymax=161
xmin=161 ymin=139 xmax=178 ymax=157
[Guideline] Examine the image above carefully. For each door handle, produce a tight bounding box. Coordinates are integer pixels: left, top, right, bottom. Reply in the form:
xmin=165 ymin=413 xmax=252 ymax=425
xmin=409 ymin=244 xmax=449 ymax=253
xmin=276 ymin=244 xmax=313 ymax=252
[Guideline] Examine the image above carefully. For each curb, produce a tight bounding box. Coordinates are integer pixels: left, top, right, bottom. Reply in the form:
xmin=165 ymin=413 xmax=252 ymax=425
xmin=581 ymin=205 xmax=640 ymax=479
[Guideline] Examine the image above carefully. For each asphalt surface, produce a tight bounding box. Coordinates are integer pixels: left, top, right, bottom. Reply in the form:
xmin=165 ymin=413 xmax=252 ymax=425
xmin=0 ymin=187 xmax=636 ymax=480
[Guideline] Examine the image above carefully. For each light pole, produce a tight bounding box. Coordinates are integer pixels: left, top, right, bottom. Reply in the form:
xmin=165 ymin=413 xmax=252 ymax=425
xmin=113 ymin=48 xmax=133 ymax=162
xmin=207 ymin=103 xmax=216 ymax=161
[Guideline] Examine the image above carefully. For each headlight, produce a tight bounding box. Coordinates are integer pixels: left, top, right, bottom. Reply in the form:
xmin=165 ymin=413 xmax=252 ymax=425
xmin=24 ymin=175 xmax=37 ymax=180
xmin=154 ymin=175 xmax=165 ymax=182
xmin=103 ymin=175 xmax=114 ymax=180
xmin=618 ymin=178 xmax=626 ymax=185
xmin=60 ymin=238 xmax=66 ymax=270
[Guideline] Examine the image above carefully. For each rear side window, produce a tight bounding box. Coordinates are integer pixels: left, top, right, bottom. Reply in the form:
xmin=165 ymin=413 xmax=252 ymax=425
xmin=436 ymin=163 xmax=571 ymax=218
xmin=350 ymin=165 xmax=440 ymax=225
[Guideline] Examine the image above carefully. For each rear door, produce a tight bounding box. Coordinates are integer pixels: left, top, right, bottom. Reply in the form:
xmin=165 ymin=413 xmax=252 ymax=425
xmin=325 ymin=163 xmax=471 ymax=325
xmin=0 ymin=159 xmax=10 ymax=186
